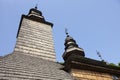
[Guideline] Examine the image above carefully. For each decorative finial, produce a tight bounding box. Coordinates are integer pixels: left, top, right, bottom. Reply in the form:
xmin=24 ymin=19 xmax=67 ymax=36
xmin=96 ymin=50 xmax=105 ymax=62
xmin=65 ymin=28 xmax=69 ymax=36
xmin=35 ymin=4 xmax=38 ymax=9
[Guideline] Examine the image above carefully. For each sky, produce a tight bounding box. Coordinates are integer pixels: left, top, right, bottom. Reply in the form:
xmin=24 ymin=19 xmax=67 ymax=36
xmin=0 ymin=0 xmax=120 ymax=65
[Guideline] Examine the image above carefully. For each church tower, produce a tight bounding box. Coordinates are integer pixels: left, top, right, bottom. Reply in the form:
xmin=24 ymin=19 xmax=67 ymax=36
xmin=14 ymin=7 xmax=56 ymax=62
xmin=0 ymin=7 xmax=73 ymax=80
xmin=62 ymin=32 xmax=120 ymax=80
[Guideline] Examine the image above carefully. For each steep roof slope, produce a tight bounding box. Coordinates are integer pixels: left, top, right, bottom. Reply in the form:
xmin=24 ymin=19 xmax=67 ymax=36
xmin=0 ymin=51 xmax=73 ymax=80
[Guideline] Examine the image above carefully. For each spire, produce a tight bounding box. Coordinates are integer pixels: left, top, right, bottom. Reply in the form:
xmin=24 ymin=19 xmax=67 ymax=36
xmin=27 ymin=6 xmax=45 ymax=22
xmin=64 ymin=29 xmax=78 ymax=50
xmin=65 ymin=28 xmax=69 ymax=36
xmin=62 ymin=30 xmax=85 ymax=61
xmin=35 ymin=4 xmax=38 ymax=10
xmin=28 ymin=6 xmax=42 ymax=16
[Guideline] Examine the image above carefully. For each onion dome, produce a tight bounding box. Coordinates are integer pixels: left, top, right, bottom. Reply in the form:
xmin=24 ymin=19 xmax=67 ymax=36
xmin=63 ymin=30 xmax=85 ymax=61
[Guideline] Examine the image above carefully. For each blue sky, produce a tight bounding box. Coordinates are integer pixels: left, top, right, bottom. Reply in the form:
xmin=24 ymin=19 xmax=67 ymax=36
xmin=0 ymin=0 xmax=120 ymax=64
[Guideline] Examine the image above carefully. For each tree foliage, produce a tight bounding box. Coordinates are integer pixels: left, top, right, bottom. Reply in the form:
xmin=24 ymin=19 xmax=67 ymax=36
xmin=118 ymin=62 xmax=120 ymax=67
xmin=108 ymin=63 xmax=120 ymax=68
xmin=109 ymin=63 xmax=116 ymax=67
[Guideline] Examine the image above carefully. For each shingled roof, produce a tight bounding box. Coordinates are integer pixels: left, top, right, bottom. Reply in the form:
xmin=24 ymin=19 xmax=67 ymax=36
xmin=0 ymin=51 xmax=73 ymax=80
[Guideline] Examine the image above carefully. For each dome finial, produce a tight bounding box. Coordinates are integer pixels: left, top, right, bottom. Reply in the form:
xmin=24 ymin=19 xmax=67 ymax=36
xmin=35 ymin=4 xmax=38 ymax=9
xmin=65 ymin=28 xmax=69 ymax=36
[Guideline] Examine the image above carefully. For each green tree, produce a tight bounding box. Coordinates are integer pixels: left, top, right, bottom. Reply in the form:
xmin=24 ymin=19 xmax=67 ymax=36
xmin=109 ymin=63 xmax=116 ymax=67
xmin=118 ymin=62 xmax=120 ymax=67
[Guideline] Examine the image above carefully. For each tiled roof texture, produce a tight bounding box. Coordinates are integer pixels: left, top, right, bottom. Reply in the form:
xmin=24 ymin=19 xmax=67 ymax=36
xmin=0 ymin=51 xmax=73 ymax=80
